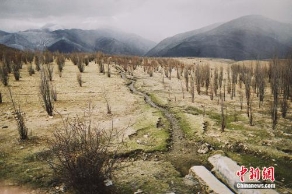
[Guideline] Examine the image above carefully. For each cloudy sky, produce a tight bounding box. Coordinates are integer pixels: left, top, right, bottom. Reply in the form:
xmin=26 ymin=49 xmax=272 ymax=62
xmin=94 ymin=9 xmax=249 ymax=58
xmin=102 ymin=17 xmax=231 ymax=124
xmin=1 ymin=0 xmax=292 ymax=42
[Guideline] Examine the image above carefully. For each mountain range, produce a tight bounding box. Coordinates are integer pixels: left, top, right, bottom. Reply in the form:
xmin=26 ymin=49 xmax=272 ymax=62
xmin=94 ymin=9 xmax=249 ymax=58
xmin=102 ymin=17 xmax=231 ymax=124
xmin=0 ymin=27 xmax=156 ymax=56
xmin=146 ymin=15 xmax=292 ymax=60
xmin=1 ymin=15 xmax=292 ymax=60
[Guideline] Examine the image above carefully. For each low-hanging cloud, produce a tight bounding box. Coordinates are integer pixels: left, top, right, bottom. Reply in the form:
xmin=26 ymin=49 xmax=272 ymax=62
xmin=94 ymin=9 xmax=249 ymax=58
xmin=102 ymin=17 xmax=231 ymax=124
xmin=0 ymin=0 xmax=291 ymax=42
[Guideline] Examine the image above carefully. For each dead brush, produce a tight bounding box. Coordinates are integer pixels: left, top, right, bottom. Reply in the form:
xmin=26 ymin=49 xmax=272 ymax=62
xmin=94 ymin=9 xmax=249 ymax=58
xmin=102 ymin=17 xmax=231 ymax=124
xmin=48 ymin=106 xmax=122 ymax=194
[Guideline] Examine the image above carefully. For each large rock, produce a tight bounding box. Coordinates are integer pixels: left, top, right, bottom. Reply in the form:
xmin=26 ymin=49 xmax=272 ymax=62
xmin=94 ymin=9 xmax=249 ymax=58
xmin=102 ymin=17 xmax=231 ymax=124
xmin=208 ymin=154 xmax=278 ymax=194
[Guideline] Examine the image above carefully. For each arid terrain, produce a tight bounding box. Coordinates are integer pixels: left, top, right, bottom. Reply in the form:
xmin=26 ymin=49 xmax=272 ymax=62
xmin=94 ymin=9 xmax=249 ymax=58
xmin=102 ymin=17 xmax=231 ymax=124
xmin=0 ymin=54 xmax=291 ymax=194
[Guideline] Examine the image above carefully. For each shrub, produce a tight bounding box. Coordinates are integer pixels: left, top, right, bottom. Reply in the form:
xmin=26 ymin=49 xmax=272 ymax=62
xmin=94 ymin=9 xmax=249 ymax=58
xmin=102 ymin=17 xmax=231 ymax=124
xmin=49 ymin=112 xmax=119 ymax=194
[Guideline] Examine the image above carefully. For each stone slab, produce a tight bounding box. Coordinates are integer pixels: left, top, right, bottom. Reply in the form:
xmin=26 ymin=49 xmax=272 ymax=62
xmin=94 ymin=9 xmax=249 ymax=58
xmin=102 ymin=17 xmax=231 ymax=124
xmin=208 ymin=154 xmax=279 ymax=194
xmin=189 ymin=165 xmax=234 ymax=194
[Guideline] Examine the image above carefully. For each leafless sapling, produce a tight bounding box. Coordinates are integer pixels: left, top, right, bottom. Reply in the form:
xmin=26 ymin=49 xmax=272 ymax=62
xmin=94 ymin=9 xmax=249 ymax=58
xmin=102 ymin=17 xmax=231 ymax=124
xmin=8 ymin=87 xmax=28 ymax=140
xmin=39 ymin=68 xmax=54 ymax=116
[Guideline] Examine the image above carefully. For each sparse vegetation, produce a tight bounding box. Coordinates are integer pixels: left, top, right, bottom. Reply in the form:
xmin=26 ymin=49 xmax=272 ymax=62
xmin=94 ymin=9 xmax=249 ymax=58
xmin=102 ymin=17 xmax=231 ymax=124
xmin=0 ymin=48 xmax=291 ymax=193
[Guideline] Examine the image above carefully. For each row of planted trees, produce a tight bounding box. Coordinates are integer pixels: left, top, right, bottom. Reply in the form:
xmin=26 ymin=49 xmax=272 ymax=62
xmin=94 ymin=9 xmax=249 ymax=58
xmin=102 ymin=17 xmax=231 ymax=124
xmin=107 ymin=54 xmax=292 ymax=131
xmin=0 ymin=50 xmax=122 ymax=193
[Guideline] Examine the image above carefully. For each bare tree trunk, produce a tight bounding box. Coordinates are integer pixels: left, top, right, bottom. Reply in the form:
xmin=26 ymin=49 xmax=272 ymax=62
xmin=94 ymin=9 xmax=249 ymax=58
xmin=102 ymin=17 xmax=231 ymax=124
xmin=184 ymin=68 xmax=189 ymax=92
xmin=221 ymin=100 xmax=226 ymax=132
xmin=190 ymin=72 xmax=195 ymax=103
xmin=180 ymin=80 xmax=185 ymax=99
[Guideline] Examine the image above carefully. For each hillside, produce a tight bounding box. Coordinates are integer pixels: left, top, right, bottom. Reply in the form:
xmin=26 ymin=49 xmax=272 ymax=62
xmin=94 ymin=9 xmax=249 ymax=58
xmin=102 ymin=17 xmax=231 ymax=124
xmin=146 ymin=15 xmax=292 ymax=60
xmin=0 ymin=28 xmax=156 ymax=56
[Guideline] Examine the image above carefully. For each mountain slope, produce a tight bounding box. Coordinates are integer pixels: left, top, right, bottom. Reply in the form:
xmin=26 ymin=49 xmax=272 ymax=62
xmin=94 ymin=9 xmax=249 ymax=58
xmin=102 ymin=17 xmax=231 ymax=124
xmin=146 ymin=22 xmax=222 ymax=56
xmin=0 ymin=28 xmax=156 ymax=56
xmin=146 ymin=15 xmax=292 ymax=60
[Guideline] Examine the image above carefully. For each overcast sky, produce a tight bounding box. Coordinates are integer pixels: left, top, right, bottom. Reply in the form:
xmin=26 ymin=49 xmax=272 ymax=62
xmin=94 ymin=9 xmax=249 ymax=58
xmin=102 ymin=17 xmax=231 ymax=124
xmin=1 ymin=0 xmax=292 ymax=42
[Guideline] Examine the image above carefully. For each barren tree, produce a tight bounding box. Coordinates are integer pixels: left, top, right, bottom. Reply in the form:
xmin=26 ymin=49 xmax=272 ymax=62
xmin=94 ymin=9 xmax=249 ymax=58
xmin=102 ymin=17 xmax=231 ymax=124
xmin=0 ymin=63 xmax=9 ymax=86
xmin=11 ymin=61 xmax=21 ymax=81
xmin=77 ymin=73 xmax=82 ymax=87
xmin=195 ymin=65 xmax=201 ymax=95
xmin=184 ymin=67 xmax=189 ymax=92
xmin=39 ymin=68 xmax=54 ymax=116
xmin=43 ymin=63 xmax=54 ymax=81
xmin=103 ymin=89 xmax=112 ymax=114
xmin=35 ymin=54 xmax=43 ymax=71
xmin=27 ymin=63 xmax=35 ymax=76
xmin=214 ymin=67 xmax=219 ymax=97
xmin=244 ymin=68 xmax=252 ymax=117
xmin=8 ymin=87 xmax=28 ymax=140
xmin=221 ymin=100 xmax=226 ymax=132
xmin=56 ymin=55 xmax=65 ymax=77
xmin=77 ymin=57 xmax=85 ymax=73
xmin=190 ymin=71 xmax=195 ymax=103
xmin=270 ymin=57 xmax=279 ymax=130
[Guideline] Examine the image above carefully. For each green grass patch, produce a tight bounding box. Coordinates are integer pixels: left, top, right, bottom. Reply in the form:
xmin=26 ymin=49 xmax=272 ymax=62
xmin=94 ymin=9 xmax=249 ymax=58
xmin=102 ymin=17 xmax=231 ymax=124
xmin=185 ymin=106 xmax=204 ymax=115
xmin=172 ymin=109 xmax=195 ymax=139
xmin=185 ymin=105 xmax=245 ymax=129
xmin=148 ymin=93 xmax=168 ymax=108
xmin=125 ymin=109 xmax=171 ymax=153
xmin=125 ymin=126 xmax=170 ymax=152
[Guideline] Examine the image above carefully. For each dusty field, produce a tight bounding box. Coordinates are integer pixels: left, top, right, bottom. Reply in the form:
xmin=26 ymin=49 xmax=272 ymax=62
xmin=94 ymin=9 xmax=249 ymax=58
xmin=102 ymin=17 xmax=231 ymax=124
xmin=0 ymin=57 xmax=291 ymax=193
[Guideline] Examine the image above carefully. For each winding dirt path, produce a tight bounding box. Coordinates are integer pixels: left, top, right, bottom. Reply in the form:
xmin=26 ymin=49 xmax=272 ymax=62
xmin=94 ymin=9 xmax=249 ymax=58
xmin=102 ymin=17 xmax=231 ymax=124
xmin=119 ymin=68 xmax=202 ymax=175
